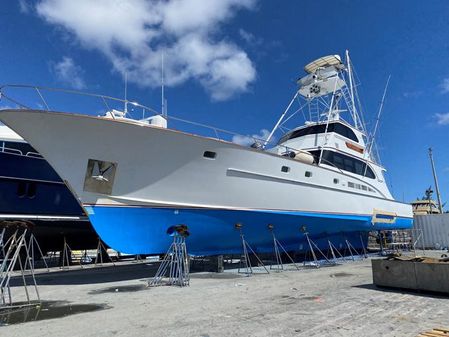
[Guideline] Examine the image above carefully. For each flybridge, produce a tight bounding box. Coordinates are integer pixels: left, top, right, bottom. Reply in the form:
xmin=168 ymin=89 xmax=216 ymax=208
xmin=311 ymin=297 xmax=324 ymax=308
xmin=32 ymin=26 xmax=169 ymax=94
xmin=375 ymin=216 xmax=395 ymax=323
xmin=264 ymin=50 xmax=381 ymax=163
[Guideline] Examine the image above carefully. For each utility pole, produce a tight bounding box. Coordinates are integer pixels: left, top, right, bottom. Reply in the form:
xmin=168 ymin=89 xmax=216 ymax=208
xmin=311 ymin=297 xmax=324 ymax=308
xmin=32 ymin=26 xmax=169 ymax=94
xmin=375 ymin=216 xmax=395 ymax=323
xmin=428 ymin=148 xmax=444 ymax=214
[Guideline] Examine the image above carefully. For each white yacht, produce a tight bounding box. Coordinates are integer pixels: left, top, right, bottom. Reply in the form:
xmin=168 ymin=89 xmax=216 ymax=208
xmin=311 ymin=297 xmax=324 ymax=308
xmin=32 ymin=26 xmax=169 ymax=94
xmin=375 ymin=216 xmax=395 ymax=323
xmin=0 ymin=52 xmax=413 ymax=255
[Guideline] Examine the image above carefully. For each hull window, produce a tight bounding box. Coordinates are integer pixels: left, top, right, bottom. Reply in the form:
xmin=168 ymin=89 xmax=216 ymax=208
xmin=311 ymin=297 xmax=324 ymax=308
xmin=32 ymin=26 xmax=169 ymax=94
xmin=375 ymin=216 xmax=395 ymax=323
xmin=203 ymin=151 xmax=217 ymax=159
xmin=305 ymin=171 xmax=312 ymax=177
xmin=27 ymin=182 xmax=37 ymax=198
xmin=83 ymin=159 xmax=117 ymax=195
xmin=17 ymin=182 xmax=26 ymax=198
xmin=281 ymin=166 xmax=290 ymax=173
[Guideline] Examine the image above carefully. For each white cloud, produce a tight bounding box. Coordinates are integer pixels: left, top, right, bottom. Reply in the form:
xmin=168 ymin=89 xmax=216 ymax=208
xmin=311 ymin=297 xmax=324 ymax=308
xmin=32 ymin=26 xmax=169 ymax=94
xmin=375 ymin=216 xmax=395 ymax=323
xmin=441 ymin=78 xmax=449 ymax=94
xmin=232 ymin=129 xmax=270 ymax=146
xmin=19 ymin=0 xmax=32 ymax=13
xmin=402 ymin=90 xmax=423 ymax=98
xmin=52 ymin=56 xmax=86 ymax=90
xmin=239 ymin=29 xmax=263 ymax=47
xmin=36 ymin=0 xmax=257 ymax=101
xmin=435 ymin=112 xmax=449 ymax=126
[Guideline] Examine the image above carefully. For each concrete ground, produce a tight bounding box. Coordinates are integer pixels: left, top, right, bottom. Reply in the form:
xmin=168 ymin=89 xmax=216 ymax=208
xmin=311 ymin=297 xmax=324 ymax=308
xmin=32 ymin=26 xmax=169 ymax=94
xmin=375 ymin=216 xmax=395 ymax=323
xmin=2 ymin=255 xmax=449 ymax=337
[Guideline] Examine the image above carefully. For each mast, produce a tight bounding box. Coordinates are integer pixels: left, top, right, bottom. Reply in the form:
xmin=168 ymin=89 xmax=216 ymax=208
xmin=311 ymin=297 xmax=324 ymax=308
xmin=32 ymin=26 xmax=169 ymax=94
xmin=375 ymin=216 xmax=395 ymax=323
xmin=429 ymin=148 xmax=444 ymax=213
xmin=161 ymin=52 xmax=166 ymax=117
xmin=124 ymin=72 xmax=128 ymax=115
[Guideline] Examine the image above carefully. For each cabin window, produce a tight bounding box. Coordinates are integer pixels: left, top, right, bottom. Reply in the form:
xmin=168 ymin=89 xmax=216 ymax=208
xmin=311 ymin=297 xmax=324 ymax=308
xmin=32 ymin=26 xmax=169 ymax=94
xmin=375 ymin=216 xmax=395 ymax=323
xmin=305 ymin=171 xmax=312 ymax=177
xmin=17 ymin=182 xmax=26 ymax=198
xmin=3 ymin=141 xmax=38 ymax=156
xmin=27 ymin=183 xmax=37 ymax=198
xmin=310 ymin=150 xmax=376 ymax=179
xmin=281 ymin=166 xmax=290 ymax=173
xmin=278 ymin=122 xmax=359 ymax=144
xmin=333 ymin=178 xmax=339 ymax=184
xmin=203 ymin=151 xmax=217 ymax=159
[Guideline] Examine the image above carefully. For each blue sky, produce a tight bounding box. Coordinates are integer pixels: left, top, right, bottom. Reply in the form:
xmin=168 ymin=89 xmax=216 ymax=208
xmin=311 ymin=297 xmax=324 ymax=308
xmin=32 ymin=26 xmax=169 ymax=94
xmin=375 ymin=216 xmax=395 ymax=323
xmin=0 ymin=0 xmax=448 ymax=207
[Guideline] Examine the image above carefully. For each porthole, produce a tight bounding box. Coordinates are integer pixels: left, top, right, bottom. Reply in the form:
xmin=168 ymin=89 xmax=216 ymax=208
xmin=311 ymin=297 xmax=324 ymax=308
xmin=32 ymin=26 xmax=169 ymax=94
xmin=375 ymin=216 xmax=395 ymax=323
xmin=281 ymin=166 xmax=290 ymax=173
xmin=27 ymin=183 xmax=37 ymax=199
xmin=203 ymin=151 xmax=217 ymax=159
xmin=333 ymin=178 xmax=339 ymax=184
xmin=17 ymin=182 xmax=26 ymax=198
xmin=305 ymin=171 xmax=312 ymax=178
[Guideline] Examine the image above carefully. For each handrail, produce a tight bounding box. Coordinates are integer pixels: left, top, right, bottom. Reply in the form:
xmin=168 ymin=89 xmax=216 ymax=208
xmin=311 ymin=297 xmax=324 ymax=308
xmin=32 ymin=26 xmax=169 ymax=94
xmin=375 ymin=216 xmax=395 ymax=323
xmin=0 ymin=84 xmax=160 ymax=115
xmin=0 ymin=83 xmax=277 ymax=148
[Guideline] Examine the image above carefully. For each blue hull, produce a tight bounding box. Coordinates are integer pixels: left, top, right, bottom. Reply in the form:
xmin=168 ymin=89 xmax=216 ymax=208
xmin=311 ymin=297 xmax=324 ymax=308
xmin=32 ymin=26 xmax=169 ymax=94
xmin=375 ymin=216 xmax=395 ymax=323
xmin=85 ymin=206 xmax=413 ymax=255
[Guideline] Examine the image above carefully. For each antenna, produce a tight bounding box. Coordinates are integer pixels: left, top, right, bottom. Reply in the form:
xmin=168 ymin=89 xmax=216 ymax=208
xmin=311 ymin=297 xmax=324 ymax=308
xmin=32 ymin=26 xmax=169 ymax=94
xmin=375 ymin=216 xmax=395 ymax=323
xmin=161 ymin=52 xmax=166 ymax=117
xmin=124 ymin=72 xmax=128 ymax=115
xmin=429 ymin=148 xmax=444 ymax=213
xmin=367 ymin=75 xmax=391 ymax=157
xmin=345 ymin=50 xmax=357 ymax=127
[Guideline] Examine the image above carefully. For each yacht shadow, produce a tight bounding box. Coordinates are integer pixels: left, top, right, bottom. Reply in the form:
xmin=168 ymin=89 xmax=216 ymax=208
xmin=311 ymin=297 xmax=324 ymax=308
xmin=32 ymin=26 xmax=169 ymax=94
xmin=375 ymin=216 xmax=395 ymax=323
xmin=9 ymin=262 xmax=161 ymax=287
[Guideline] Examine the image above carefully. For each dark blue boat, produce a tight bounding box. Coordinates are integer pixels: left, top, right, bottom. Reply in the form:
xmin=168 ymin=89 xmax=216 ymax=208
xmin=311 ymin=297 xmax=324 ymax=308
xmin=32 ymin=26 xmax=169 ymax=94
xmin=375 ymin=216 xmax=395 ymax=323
xmin=0 ymin=124 xmax=98 ymax=253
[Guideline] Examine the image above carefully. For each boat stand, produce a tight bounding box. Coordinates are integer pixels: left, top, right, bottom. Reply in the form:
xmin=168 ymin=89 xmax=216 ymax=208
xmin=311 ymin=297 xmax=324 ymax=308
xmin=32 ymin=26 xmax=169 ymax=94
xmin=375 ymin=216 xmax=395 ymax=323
xmin=327 ymin=239 xmax=344 ymax=263
xmin=25 ymin=233 xmax=49 ymax=272
xmin=302 ymin=232 xmax=334 ymax=268
xmin=0 ymin=228 xmax=6 ymax=258
xmin=268 ymin=224 xmax=299 ymax=271
xmin=133 ymin=255 xmax=144 ymax=263
xmin=0 ymin=221 xmax=40 ymax=309
xmin=149 ymin=225 xmax=190 ymax=287
xmin=60 ymin=237 xmax=78 ymax=270
xmin=359 ymin=234 xmax=368 ymax=258
xmin=94 ymin=238 xmax=115 ymax=266
xmin=343 ymin=239 xmax=363 ymax=261
xmin=235 ymin=223 xmax=269 ymax=276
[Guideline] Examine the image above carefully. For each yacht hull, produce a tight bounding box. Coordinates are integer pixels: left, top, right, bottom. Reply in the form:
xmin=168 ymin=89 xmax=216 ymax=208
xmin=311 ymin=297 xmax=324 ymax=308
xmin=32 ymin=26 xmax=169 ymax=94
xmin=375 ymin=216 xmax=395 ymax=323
xmin=0 ymin=109 xmax=414 ymax=255
xmin=86 ymin=205 xmax=412 ymax=255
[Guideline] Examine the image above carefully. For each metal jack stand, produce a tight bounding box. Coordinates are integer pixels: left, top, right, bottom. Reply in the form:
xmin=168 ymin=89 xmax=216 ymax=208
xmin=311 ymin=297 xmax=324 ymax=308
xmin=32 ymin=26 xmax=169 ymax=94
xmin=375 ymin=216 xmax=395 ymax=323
xmin=60 ymin=237 xmax=78 ymax=269
xmin=133 ymin=255 xmax=144 ymax=263
xmin=25 ymin=234 xmax=49 ymax=272
xmin=0 ymin=221 xmax=40 ymax=308
xmin=149 ymin=225 xmax=190 ymax=287
xmin=343 ymin=239 xmax=363 ymax=261
xmin=359 ymin=234 xmax=368 ymax=258
xmin=235 ymin=223 xmax=269 ymax=276
xmin=94 ymin=238 xmax=115 ymax=266
xmin=327 ymin=239 xmax=344 ymax=264
xmin=268 ymin=224 xmax=299 ymax=271
xmin=301 ymin=227 xmax=334 ymax=268
xmin=0 ymin=228 xmax=6 ymax=258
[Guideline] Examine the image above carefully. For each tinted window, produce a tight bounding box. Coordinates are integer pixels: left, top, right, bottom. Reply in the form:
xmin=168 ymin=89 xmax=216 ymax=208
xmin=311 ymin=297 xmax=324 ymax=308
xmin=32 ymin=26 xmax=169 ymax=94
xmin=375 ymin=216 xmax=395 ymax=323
xmin=203 ymin=151 xmax=217 ymax=159
xmin=4 ymin=141 xmax=37 ymax=155
xmin=310 ymin=150 xmax=375 ymax=179
xmin=279 ymin=122 xmax=358 ymax=144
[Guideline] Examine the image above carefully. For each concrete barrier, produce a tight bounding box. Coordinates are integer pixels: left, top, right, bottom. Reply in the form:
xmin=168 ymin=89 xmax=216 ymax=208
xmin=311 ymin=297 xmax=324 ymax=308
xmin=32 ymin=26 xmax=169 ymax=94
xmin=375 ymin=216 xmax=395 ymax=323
xmin=372 ymin=258 xmax=449 ymax=294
